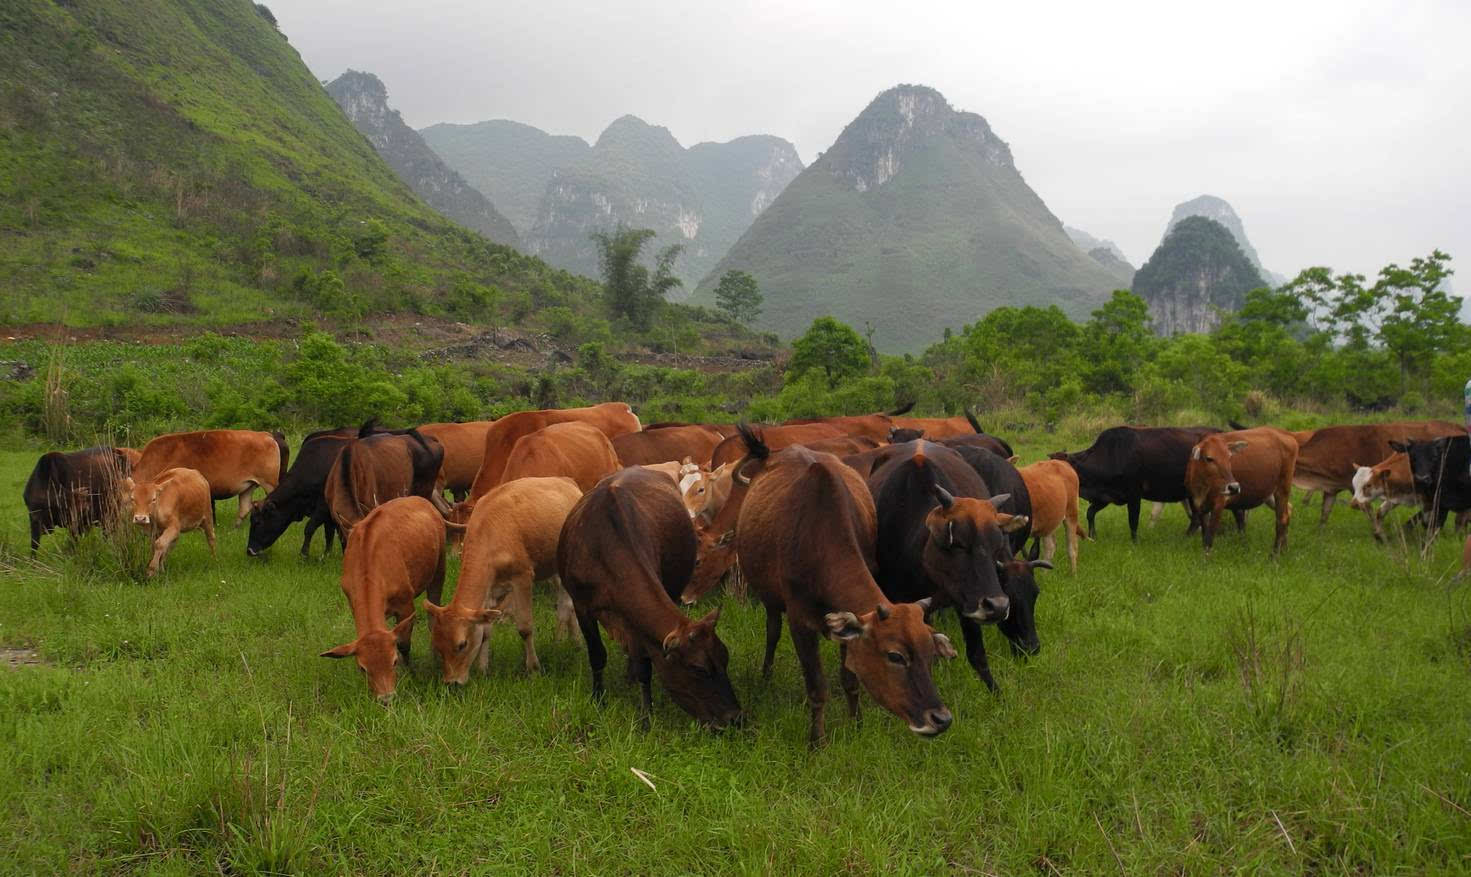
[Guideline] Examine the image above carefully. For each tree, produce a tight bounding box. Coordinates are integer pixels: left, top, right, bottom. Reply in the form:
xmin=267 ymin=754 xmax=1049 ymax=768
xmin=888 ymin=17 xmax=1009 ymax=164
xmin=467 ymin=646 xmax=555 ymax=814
xmin=591 ymin=225 xmax=683 ymax=330
xmin=789 ymin=317 xmax=871 ymax=388
xmin=713 ymin=270 xmax=763 ymax=325
xmin=1079 ymin=290 xmax=1155 ymax=395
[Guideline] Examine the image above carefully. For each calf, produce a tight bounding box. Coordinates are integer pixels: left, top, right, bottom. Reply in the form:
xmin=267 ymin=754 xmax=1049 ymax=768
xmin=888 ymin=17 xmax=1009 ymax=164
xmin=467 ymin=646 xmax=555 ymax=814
xmin=736 ymin=445 xmax=957 ymax=743
xmin=1350 ymin=452 xmax=1419 ymax=540
xmin=133 ymin=429 xmax=287 ymax=526
xmin=500 ymin=421 xmax=620 ymax=492
xmin=1017 ymin=459 xmax=1087 ymax=573
xmin=427 ymin=477 xmax=582 ymax=681
xmin=1185 ymin=428 xmax=1298 ymax=555
xmin=557 ymin=468 xmax=742 ymax=730
xmin=124 ymin=468 xmax=215 ymax=577
xmin=24 ymin=446 xmax=132 ymax=555
xmin=868 ymin=442 xmax=1035 ymax=690
xmin=319 ymin=496 xmax=448 ymax=702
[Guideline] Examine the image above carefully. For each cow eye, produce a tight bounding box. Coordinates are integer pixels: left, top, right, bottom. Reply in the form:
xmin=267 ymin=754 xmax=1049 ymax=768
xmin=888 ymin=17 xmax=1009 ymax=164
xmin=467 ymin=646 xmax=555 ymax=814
xmin=886 ymin=651 xmax=907 ymax=666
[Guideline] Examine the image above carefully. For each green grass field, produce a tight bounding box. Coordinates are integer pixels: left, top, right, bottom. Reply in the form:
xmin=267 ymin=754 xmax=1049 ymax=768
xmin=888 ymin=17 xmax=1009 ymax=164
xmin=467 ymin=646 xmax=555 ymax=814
xmin=2 ymin=441 xmax=1469 ymax=875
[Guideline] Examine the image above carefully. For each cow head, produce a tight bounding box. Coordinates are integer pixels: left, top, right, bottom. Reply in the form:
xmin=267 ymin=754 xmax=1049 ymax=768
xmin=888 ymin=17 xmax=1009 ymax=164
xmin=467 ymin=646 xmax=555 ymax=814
xmin=824 ymin=602 xmax=956 ymax=736
xmin=1185 ymin=435 xmax=1250 ymax=505
xmin=921 ymin=484 xmax=1028 ymax=622
xmin=681 ymin=524 xmax=737 ymax=604
xmin=122 ymin=476 xmax=163 ymax=527
xmin=654 ymin=607 xmax=743 ymax=729
xmin=246 ymin=495 xmax=295 ymax=556
xmin=423 ymin=601 xmax=503 ymax=685
xmin=1394 ymin=439 xmax=1450 ymax=494
xmin=998 ymin=548 xmax=1051 ymax=656
xmin=683 ymin=462 xmax=730 ymax=523
xmin=319 ymin=615 xmax=417 ymax=703
xmin=888 ymin=427 xmax=925 ymax=443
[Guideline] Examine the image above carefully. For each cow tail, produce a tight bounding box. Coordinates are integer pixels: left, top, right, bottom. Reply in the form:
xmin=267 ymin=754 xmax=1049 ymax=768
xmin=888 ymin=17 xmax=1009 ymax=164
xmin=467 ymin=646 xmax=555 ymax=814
xmin=965 ymin=407 xmax=985 ymax=434
xmin=358 ymin=417 xmax=379 ymax=438
xmin=885 ymin=400 xmax=916 ymax=417
xmin=272 ymin=430 xmax=289 ymax=477
xmin=337 ymin=441 xmax=361 ymax=521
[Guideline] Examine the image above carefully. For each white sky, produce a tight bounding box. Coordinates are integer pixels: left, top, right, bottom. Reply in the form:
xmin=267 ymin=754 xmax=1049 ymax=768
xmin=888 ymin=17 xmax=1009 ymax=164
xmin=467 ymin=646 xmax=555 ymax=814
xmin=274 ymin=0 xmax=1471 ymax=293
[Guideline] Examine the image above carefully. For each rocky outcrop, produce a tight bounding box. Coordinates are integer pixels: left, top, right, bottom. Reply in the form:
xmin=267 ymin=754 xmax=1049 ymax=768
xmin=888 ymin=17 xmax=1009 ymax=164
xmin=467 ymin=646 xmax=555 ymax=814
xmin=325 ymin=71 xmax=520 ymax=247
xmin=1134 ymin=216 xmax=1264 ymax=334
xmin=1164 ymin=195 xmax=1283 ymax=285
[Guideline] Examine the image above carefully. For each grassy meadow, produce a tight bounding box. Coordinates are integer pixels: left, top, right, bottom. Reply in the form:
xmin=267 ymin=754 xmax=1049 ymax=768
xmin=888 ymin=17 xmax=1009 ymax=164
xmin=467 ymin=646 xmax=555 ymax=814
xmin=1 ymin=437 xmax=1470 ymax=875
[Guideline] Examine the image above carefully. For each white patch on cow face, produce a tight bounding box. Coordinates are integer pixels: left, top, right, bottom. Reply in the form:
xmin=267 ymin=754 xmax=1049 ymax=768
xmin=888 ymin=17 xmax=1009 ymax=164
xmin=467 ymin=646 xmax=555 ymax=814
xmin=1351 ymin=466 xmax=1374 ymax=504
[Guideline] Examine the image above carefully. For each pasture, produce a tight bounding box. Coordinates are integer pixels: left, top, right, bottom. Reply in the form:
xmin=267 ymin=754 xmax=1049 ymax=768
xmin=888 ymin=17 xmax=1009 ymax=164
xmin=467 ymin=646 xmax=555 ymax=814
xmin=2 ymin=438 xmax=1470 ymax=875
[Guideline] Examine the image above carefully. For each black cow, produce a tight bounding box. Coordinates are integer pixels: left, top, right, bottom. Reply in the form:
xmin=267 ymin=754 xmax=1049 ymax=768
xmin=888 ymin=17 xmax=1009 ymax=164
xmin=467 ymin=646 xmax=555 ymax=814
xmin=867 ymin=441 xmax=1045 ymax=690
xmin=1394 ymin=435 xmax=1471 ymax=533
xmin=247 ymin=427 xmax=361 ymax=557
xmin=24 ymin=447 xmax=133 ymax=555
xmin=1050 ymin=425 xmax=1244 ymax=539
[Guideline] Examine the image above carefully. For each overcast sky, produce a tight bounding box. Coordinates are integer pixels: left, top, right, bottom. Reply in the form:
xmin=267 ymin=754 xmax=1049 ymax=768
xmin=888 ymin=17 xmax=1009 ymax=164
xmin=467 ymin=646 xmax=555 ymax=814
xmin=276 ymin=0 xmax=1470 ymax=295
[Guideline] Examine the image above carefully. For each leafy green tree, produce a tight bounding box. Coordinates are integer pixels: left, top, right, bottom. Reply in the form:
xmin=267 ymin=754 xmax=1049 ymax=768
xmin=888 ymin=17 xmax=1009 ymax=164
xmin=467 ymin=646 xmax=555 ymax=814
xmin=1079 ymin=291 xmax=1155 ymax=395
xmin=789 ymin=316 xmax=871 ymax=388
xmin=591 ymin=225 xmax=683 ymax=330
xmin=1374 ymin=251 xmax=1461 ymax=391
xmin=714 ymin=269 xmax=763 ymax=325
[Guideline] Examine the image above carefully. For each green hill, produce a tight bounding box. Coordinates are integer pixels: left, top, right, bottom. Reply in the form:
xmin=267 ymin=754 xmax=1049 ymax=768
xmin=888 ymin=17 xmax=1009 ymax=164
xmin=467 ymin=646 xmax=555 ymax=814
xmin=1133 ymin=215 xmax=1265 ymax=334
xmin=688 ymin=84 xmax=1122 ymax=352
xmin=0 ymin=0 xmax=598 ymax=329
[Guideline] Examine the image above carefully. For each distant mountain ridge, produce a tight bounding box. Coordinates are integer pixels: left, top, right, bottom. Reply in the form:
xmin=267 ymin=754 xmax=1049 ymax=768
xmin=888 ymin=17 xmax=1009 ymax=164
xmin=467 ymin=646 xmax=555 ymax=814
xmin=689 ymin=84 xmax=1123 ymax=352
xmin=1134 ymin=215 xmax=1264 ymax=334
xmin=1065 ymin=225 xmax=1135 ymax=287
xmin=1164 ymin=195 xmax=1284 ymax=285
xmin=326 ymin=71 xmax=520 ymax=247
xmin=423 ymin=115 xmax=803 ymax=291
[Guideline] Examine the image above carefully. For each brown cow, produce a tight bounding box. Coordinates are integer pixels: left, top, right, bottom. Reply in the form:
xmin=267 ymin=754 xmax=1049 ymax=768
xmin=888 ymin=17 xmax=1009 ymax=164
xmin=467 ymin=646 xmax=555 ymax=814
xmin=613 ymin=425 xmax=724 ymax=467
xmin=1017 ymin=459 xmax=1087 ymax=573
xmin=24 ymin=447 xmax=133 ymax=555
xmin=732 ymin=444 xmax=956 ymax=744
xmin=500 ymin=422 xmax=620 ymax=492
xmin=708 ymin=422 xmax=844 ymax=468
xmin=1350 ymin=451 xmax=1470 ymax=540
xmin=324 ymin=429 xmax=446 ymax=541
xmin=124 ymin=467 xmax=215 ymax=577
xmin=1292 ymin=421 xmax=1463 ymax=525
xmin=802 ymin=435 xmax=883 ymax=456
xmin=417 ymin=421 xmax=494 ymax=502
xmin=468 ymin=403 xmax=641 ymax=501
xmin=132 ymin=429 xmax=287 ymax=525
xmin=1185 ymin=428 xmax=1299 ymax=555
xmin=557 ymin=467 xmax=743 ymax=730
xmin=319 ymin=496 xmax=449 ymax=702
xmin=117 ymin=447 xmax=142 ymax=470
xmin=427 ymin=477 xmax=582 ymax=681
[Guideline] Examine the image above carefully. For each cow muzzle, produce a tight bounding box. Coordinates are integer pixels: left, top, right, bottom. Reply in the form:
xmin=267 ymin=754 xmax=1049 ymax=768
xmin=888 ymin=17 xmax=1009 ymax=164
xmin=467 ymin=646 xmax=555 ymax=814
xmin=133 ymin=514 xmax=151 ymax=525
xmin=965 ymin=595 xmax=1010 ymax=622
xmin=908 ymin=707 xmax=953 ymax=737
xmin=1224 ymin=482 xmax=1242 ymax=496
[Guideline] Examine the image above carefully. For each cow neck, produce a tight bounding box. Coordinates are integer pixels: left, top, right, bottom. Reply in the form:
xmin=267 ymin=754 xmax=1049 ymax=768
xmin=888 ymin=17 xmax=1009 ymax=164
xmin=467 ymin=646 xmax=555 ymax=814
xmin=616 ymin=588 xmax=688 ymax=652
xmin=448 ymin=536 xmax=497 ymax=611
xmin=342 ymin=541 xmax=394 ymax=636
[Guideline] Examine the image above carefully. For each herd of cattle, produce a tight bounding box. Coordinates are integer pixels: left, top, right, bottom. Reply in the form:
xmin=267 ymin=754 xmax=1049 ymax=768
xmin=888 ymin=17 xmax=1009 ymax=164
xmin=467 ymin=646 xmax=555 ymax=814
xmin=20 ymin=403 xmax=1471 ymax=742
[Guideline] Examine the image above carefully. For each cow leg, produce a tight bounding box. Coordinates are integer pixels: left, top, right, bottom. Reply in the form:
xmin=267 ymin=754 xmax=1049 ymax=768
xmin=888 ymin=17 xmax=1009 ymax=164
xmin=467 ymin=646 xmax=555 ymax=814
xmin=633 ymin=652 xmax=654 ymax=731
xmin=1202 ymin=504 xmax=1221 ymax=553
xmin=837 ymin=643 xmax=861 ymax=722
xmin=1461 ymin=531 xmax=1471 ymax=576
xmin=29 ymin=517 xmax=43 ymax=557
xmin=1127 ymin=498 xmax=1142 ymax=542
xmin=149 ymin=525 xmax=180 ymax=577
xmin=1318 ymin=490 xmax=1336 ymax=527
xmin=1273 ymin=489 xmax=1292 ymax=555
xmin=202 ymin=514 xmax=216 ymax=558
xmin=958 ymin=615 xmax=998 ymax=692
xmin=1149 ymin=502 xmax=1165 ymax=527
xmin=1041 ymin=531 xmax=1057 ymax=566
xmin=1363 ymin=500 xmax=1385 ymax=542
xmin=1232 ymin=508 xmax=1247 ymax=533
xmin=551 ymin=578 xmax=580 ymax=643
xmin=761 ymin=605 xmax=783 ymax=679
xmin=577 ymin=611 xmax=607 ymax=704
xmin=1185 ymin=499 xmax=1201 ymax=535
xmin=1085 ymin=501 xmax=1103 ymax=539
xmin=508 ymin=574 xmax=540 ymax=674
xmin=235 ymin=488 xmax=254 ymax=527
xmin=452 ymin=487 xmax=468 ymax=503
xmin=1065 ymin=516 xmax=1080 ymax=575
xmin=788 ymin=622 xmax=829 ymax=746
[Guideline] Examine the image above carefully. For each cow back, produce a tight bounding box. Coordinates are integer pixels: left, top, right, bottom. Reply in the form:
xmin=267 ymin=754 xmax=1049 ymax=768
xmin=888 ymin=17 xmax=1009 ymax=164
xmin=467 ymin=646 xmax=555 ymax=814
xmin=134 ymin=429 xmax=281 ymax=499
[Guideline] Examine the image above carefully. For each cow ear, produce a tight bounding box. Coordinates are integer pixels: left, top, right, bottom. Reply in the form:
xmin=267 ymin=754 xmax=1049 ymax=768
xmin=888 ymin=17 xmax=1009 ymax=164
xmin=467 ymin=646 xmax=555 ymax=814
xmin=716 ymin=529 xmax=735 ymax=547
xmin=874 ymin=603 xmax=891 ymax=621
xmin=472 ymin=608 xmax=501 ymax=624
xmin=319 ymin=642 xmax=356 ymax=659
xmin=998 ymin=513 xmax=1030 ymax=533
xmin=1007 ymin=455 xmax=1019 ymax=464
xmin=122 ymin=477 xmax=135 ymax=491
xmin=1388 ymin=441 xmax=1407 ymax=453
xmin=932 ymin=632 xmax=958 ymax=660
xmin=988 ymin=493 xmax=1011 ymax=510
xmin=423 ymin=600 xmax=445 ymax=618
xmin=1190 ymin=446 xmax=1202 ymax=461
xmin=392 ymin=615 xmax=416 ymax=638
xmin=823 ymin=611 xmax=866 ymax=642
xmin=1227 ymin=441 xmax=1248 ymax=455
xmin=697 ymin=607 xmax=722 ymax=631
xmin=662 ymin=625 xmax=688 ymax=655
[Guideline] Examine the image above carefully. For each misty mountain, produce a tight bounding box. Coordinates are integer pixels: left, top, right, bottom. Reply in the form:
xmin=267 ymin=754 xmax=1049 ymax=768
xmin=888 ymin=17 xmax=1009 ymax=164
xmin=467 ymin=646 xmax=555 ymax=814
xmin=1134 ymin=215 xmax=1264 ymax=334
xmin=422 ymin=115 xmax=802 ymax=291
xmin=1065 ymin=225 xmax=1135 ymax=287
xmin=689 ymin=84 xmax=1122 ymax=352
xmin=1164 ymin=195 xmax=1284 ymax=285
xmin=325 ymin=71 xmax=520 ymax=247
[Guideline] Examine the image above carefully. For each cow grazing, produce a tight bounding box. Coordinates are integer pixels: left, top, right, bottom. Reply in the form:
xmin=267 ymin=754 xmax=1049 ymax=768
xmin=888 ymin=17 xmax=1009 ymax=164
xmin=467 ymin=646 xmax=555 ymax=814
xmin=1050 ymin=425 xmax=1238 ymax=539
xmin=1292 ymin=421 xmax=1463 ymax=525
xmin=132 ymin=429 xmax=288 ymax=525
xmin=682 ymin=424 xmax=782 ymax=603
xmin=734 ymin=444 xmax=957 ymax=743
xmin=1350 ymin=452 xmax=1420 ymax=540
xmin=320 ymin=496 xmax=449 ymax=702
xmin=124 ymin=467 xmax=215 ymax=577
xmin=468 ymin=403 xmax=641 ymax=501
xmin=557 ymin=467 xmax=742 ymax=730
xmin=1185 ymin=428 xmax=1299 ymax=555
xmin=1017 ymin=459 xmax=1087 ymax=573
xmin=868 ymin=442 xmax=1037 ymax=690
xmin=680 ymin=462 xmax=727 ymax=519
xmin=499 ymin=422 xmax=620 ymax=492
xmin=427 ymin=477 xmax=583 ymax=681
xmin=613 ymin=425 xmax=725 ymax=467
xmin=247 ymin=426 xmax=373 ymax=557
xmin=416 ymin=421 xmax=495 ymax=502
xmin=24 ymin=447 xmax=132 ymax=555
xmin=324 ymin=427 xmax=446 ymax=541
xmin=1393 ymin=435 xmax=1471 ymax=533
xmin=708 ymin=422 xmax=844 ymax=468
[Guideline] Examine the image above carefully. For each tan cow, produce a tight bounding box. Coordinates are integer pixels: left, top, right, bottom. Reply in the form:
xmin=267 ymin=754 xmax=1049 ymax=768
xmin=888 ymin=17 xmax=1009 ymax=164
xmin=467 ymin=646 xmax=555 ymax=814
xmin=500 ymin=422 xmax=621 ymax=492
xmin=1017 ymin=459 xmax=1087 ymax=573
xmin=416 ymin=421 xmax=494 ymax=502
xmin=641 ymin=459 xmax=700 ymax=485
xmin=1186 ymin=428 xmax=1299 ymax=556
xmin=1351 ymin=451 xmax=1470 ymax=540
xmin=468 ymin=403 xmax=641 ymax=500
xmin=426 ymin=477 xmax=582 ymax=681
xmin=1292 ymin=421 xmax=1463 ymax=524
xmin=613 ymin=425 xmax=724 ymax=467
xmin=132 ymin=429 xmax=286 ymax=525
xmin=124 ymin=467 xmax=215 ymax=577
xmin=319 ymin=496 xmax=449 ymax=702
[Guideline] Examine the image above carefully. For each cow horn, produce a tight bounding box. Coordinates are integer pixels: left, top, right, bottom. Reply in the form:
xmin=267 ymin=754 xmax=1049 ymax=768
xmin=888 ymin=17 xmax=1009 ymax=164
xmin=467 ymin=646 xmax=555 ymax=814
xmin=1029 ymin=559 xmax=1054 ymax=571
xmin=733 ymin=455 xmax=754 ymax=486
xmin=988 ymin=492 xmax=1010 ymax=509
xmin=915 ymin=596 xmax=933 ymax=613
xmin=875 ymin=603 xmax=891 ymax=621
xmin=933 ymin=485 xmax=955 ymax=509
